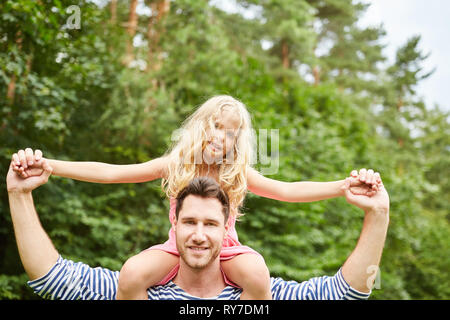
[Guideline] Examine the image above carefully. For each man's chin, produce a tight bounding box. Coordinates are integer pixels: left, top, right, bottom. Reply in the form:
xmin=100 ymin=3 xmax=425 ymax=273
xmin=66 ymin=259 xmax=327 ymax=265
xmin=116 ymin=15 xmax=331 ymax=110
xmin=184 ymin=258 xmax=211 ymax=270
xmin=182 ymin=250 xmax=220 ymax=270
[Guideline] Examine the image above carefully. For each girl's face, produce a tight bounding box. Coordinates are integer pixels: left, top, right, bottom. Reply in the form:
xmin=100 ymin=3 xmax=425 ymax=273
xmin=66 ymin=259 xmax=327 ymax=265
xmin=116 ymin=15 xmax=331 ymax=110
xmin=203 ymin=108 xmax=241 ymax=164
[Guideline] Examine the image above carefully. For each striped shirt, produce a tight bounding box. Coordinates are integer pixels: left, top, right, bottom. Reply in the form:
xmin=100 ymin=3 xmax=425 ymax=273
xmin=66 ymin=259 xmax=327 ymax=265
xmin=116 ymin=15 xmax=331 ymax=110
xmin=27 ymin=256 xmax=370 ymax=300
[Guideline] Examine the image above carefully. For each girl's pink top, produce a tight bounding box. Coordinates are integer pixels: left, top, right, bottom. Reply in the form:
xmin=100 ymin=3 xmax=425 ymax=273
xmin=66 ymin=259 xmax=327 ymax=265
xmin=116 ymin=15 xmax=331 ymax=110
xmin=147 ymin=198 xmax=259 ymax=286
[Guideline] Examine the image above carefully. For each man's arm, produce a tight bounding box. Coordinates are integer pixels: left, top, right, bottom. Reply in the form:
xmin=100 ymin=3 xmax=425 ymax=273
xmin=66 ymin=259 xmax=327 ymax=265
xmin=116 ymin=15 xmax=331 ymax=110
xmin=271 ymin=176 xmax=389 ymax=300
xmin=7 ymin=159 xmax=59 ymax=280
xmin=7 ymin=158 xmax=132 ymax=300
xmin=28 ymin=256 xmax=120 ymax=300
xmin=340 ymin=177 xmax=390 ymax=293
xmin=270 ymin=270 xmax=371 ymax=300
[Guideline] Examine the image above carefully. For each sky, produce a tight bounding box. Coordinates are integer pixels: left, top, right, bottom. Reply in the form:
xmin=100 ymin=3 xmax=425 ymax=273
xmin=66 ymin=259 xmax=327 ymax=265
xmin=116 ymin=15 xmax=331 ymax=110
xmin=358 ymin=0 xmax=450 ymax=111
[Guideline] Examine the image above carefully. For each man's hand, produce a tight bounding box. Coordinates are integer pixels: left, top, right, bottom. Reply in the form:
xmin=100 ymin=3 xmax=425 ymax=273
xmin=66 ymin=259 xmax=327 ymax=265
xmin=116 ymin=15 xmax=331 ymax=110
xmin=12 ymin=148 xmax=44 ymax=178
xmin=341 ymin=174 xmax=389 ymax=213
xmin=7 ymin=158 xmax=52 ymax=193
xmin=347 ymin=168 xmax=381 ymax=197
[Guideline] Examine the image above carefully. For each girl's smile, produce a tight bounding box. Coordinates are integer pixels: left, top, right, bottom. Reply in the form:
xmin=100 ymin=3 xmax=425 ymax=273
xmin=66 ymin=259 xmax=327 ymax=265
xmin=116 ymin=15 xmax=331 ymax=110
xmin=204 ymin=108 xmax=241 ymax=162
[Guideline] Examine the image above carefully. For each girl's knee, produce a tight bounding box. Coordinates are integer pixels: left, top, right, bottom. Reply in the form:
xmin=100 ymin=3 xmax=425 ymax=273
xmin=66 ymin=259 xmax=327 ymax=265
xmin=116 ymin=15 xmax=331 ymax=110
xmin=119 ymin=250 xmax=179 ymax=290
xmin=119 ymin=255 xmax=149 ymax=290
xmin=224 ymin=254 xmax=270 ymax=286
xmin=250 ymin=256 xmax=270 ymax=278
xmin=248 ymin=260 xmax=271 ymax=289
xmin=228 ymin=254 xmax=271 ymax=300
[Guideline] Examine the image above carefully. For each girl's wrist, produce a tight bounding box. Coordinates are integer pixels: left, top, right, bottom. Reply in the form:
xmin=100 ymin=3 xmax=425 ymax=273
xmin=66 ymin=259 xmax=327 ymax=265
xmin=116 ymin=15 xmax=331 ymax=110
xmin=338 ymin=179 xmax=347 ymax=197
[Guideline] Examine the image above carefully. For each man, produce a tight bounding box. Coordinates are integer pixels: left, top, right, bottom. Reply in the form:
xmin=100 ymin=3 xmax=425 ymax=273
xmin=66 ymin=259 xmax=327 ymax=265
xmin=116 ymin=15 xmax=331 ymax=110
xmin=6 ymin=158 xmax=390 ymax=300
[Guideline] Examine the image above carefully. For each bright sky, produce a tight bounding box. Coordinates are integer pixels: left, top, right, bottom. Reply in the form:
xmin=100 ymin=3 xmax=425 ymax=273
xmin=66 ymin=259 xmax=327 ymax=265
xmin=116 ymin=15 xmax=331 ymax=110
xmin=359 ymin=0 xmax=450 ymax=111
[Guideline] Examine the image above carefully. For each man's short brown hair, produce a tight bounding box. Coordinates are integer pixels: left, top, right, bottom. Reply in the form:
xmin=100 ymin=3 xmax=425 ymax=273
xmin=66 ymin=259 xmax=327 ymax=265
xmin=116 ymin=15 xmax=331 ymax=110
xmin=175 ymin=177 xmax=230 ymax=223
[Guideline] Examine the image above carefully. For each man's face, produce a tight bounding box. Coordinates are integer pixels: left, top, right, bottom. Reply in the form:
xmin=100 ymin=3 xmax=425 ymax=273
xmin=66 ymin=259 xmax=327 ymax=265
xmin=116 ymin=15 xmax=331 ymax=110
xmin=175 ymin=195 xmax=227 ymax=270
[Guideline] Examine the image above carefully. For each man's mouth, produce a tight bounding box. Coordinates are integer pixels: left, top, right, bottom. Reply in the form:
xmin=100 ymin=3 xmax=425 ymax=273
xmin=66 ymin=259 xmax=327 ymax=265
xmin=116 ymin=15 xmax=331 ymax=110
xmin=188 ymin=246 xmax=209 ymax=252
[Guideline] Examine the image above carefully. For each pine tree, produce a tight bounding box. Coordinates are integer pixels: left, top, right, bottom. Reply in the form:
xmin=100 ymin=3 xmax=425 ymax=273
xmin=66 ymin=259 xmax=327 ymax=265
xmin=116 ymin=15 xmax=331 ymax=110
xmin=237 ymin=0 xmax=317 ymax=78
xmin=306 ymin=0 xmax=386 ymax=93
xmin=378 ymin=36 xmax=434 ymax=150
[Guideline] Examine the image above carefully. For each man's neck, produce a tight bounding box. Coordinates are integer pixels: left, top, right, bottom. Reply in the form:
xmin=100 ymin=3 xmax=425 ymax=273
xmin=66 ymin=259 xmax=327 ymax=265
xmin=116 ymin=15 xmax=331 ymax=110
xmin=172 ymin=260 xmax=226 ymax=298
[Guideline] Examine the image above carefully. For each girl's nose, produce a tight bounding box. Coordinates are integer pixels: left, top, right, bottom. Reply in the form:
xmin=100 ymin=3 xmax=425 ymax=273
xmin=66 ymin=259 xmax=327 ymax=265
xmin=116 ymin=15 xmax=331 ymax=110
xmin=213 ymin=128 xmax=225 ymax=141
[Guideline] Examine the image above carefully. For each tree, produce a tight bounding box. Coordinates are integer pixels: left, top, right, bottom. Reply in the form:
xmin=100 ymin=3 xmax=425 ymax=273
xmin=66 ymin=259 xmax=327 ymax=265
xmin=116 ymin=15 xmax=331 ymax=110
xmin=306 ymin=0 xmax=386 ymax=94
xmin=0 ymin=0 xmax=448 ymax=300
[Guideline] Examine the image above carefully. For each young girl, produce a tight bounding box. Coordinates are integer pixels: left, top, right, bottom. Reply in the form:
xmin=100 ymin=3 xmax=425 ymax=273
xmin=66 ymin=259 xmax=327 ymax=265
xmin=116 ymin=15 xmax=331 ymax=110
xmin=13 ymin=95 xmax=381 ymax=300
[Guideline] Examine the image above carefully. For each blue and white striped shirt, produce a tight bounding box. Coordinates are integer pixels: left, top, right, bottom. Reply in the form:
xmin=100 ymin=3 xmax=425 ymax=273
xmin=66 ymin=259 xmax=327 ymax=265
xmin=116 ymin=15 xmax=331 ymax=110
xmin=28 ymin=256 xmax=370 ymax=300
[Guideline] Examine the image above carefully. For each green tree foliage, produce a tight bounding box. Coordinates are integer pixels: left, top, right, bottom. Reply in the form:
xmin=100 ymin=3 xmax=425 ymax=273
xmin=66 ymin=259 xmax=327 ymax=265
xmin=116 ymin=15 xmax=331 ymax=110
xmin=0 ymin=0 xmax=448 ymax=299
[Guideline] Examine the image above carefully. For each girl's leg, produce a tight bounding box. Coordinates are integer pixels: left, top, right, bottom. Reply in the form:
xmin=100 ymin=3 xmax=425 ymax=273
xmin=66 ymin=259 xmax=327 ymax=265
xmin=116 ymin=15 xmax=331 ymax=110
xmin=117 ymin=249 xmax=179 ymax=300
xmin=221 ymin=253 xmax=272 ymax=300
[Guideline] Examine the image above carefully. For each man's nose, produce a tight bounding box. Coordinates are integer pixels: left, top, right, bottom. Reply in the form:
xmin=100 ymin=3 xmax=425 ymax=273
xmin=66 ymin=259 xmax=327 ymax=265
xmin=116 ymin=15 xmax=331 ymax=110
xmin=192 ymin=224 xmax=207 ymax=243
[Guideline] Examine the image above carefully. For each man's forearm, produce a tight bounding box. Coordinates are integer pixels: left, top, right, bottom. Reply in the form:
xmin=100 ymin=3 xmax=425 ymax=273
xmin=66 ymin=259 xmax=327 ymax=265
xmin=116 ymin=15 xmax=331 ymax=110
xmin=341 ymin=208 xmax=389 ymax=293
xmin=8 ymin=191 xmax=59 ymax=280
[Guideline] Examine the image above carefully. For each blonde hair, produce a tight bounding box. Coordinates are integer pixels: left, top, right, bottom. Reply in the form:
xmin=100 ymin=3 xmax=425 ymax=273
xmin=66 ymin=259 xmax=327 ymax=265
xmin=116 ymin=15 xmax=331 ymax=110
xmin=162 ymin=95 xmax=254 ymax=218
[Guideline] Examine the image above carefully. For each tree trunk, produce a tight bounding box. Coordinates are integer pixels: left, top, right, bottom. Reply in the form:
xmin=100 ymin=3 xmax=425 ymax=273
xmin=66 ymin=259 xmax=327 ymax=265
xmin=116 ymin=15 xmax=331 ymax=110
xmin=397 ymin=97 xmax=403 ymax=111
xmin=281 ymin=40 xmax=290 ymax=69
xmin=147 ymin=0 xmax=170 ymax=73
xmin=6 ymin=74 xmax=16 ymax=104
xmin=397 ymin=97 xmax=404 ymax=147
xmin=123 ymin=0 xmax=138 ymax=66
xmin=110 ymin=0 xmax=117 ymax=24
xmin=6 ymin=31 xmax=23 ymax=104
xmin=313 ymin=65 xmax=320 ymax=86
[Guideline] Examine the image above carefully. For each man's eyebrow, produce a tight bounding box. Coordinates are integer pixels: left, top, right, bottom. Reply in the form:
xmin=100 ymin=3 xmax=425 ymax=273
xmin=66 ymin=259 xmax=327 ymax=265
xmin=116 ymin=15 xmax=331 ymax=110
xmin=180 ymin=216 xmax=221 ymax=224
xmin=204 ymin=218 xmax=221 ymax=225
xmin=180 ymin=216 xmax=196 ymax=221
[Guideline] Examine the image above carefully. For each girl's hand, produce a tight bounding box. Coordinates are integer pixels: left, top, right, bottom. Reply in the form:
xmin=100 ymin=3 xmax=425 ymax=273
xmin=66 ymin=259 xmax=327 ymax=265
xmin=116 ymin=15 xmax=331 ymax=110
xmin=342 ymin=174 xmax=389 ymax=213
xmin=348 ymin=168 xmax=381 ymax=197
xmin=351 ymin=168 xmax=381 ymax=185
xmin=12 ymin=148 xmax=44 ymax=178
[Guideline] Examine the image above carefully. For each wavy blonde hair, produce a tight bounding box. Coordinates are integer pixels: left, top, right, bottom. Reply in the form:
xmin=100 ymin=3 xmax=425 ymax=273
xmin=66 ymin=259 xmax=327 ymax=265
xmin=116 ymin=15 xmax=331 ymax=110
xmin=162 ymin=95 xmax=254 ymax=218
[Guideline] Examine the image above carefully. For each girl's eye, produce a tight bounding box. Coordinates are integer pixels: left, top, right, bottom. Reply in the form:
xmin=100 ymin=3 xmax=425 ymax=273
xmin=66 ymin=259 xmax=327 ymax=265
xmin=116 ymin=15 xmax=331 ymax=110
xmin=214 ymin=122 xmax=219 ymax=129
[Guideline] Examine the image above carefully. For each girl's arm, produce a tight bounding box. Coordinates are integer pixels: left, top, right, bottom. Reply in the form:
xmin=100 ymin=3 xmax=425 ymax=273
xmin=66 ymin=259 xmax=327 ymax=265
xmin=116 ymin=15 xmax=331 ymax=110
xmin=247 ymin=167 xmax=378 ymax=202
xmin=47 ymin=157 xmax=167 ymax=183
xmin=13 ymin=148 xmax=167 ymax=184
